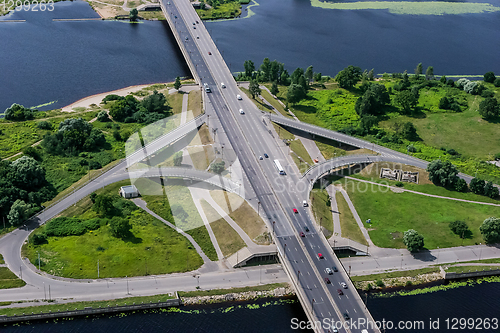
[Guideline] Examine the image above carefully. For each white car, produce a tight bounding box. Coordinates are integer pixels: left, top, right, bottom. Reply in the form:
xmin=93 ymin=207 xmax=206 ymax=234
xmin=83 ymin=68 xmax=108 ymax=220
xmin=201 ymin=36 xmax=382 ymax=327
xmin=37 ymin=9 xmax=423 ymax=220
xmin=221 ymin=82 xmax=226 ymax=88
xmin=341 ymin=282 xmax=348 ymax=289
xmin=239 ymin=109 xmax=244 ymax=114
xmin=237 ymin=94 xmax=242 ymax=100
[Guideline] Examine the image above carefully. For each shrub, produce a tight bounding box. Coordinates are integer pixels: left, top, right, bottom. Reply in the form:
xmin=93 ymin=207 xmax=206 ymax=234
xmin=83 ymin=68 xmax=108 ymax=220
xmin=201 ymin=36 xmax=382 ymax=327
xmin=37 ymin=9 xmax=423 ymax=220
xmin=37 ymin=121 xmax=52 ymax=130
xmin=376 ymin=280 xmax=385 ymax=288
xmin=494 ymin=78 xmax=500 ymax=87
xmin=32 ymin=233 xmax=48 ymax=245
xmin=481 ymin=90 xmax=495 ymax=98
xmin=83 ymin=217 xmax=104 ymax=231
xmin=113 ymin=130 xmax=122 ymax=142
xmin=102 ymin=94 xmax=124 ymax=103
xmin=446 ymin=149 xmax=458 ymax=156
xmin=449 ymin=220 xmax=469 ymax=238
xmin=96 ymin=246 xmax=105 ymax=252
xmin=97 ymin=111 xmax=109 ymax=122
xmin=405 ymin=281 xmax=413 ymax=287
xmin=89 ymin=160 xmax=102 ymax=170
xmin=463 ymin=81 xmax=478 ymax=94
xmin=4 ymin=104 xmax=34 ymax=121
xmin=484 ymin=72 xmax=496 ymax=83
xmin=23 ymin=146 xmax=41 ymax=160
xmin=494 ymin=153 xmax=500 ymax=161
xmin=109 ymin=216 xmax=131 ymax=238
xmin=45 ymin=217 xmax=86 ymax=237
xmin=480 ymin=217 xmax=500 ymax=244
xmin=395 ymin=181 xmax=404 ymax=187
xmin=469 ymin=178 xmax=485 ymax=195
xmin=366 ymin=283 xmax=372 ymax=291
xmin=407 ymin=144 xmax=417 ymax=153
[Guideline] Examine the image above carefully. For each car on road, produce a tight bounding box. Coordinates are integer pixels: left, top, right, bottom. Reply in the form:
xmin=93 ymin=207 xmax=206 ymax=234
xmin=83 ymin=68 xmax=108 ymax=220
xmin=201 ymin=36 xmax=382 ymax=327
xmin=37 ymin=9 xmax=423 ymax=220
xmin=333 ymin=266 xmax=338 ymax=272
xmin=264 ymin=153 xmax=268 ymax=158
xmin=237 ymin=94 xmax=242 ymax=100
xmin=259 ymin=156 xmax=263 ymax=160
xmin=299 ymin=232 xmax=305 ymax=237
xmin=304 ymin=226 xmax=309 ymax=232
xmin=337 ymin=289 xmax=343 ymax=295
xmin=239 ymin=109 xmax=245 ymax=114
xmin=324 ymin=277 xmax=331 ymax=284
xmin=208 ymin=51 xmax=211 ymax=55
xmin=313 ymin=158 xmax=319 ymax=163
xmin=193 ymin=26 xmax=196 ymax=29
xmin=325 ymin=267 xmax=333 ymax=275
xmin=292 ymin=208 xmax=298 ymax=213
xmin=343 ymin=312 xmax=350 ymax=320
xmin=341 ymin=282 xmax=347 ymax=289
xmin=302 ymin=200 xmax=308 ymax=207
xmin=317 ymin=253 xmax=323 ymax=259
xmin=196 ymin=36 xmax=199 ymax=39
xmin=193 ymin=22 xmax=196 ymax=25
xmin=174 ymin=15 xmax=177 ymax=18
xmin=221 ymin=82 xmax=226 ymax=88
xmin=185 ymin=37 xmax=188 ymax=40
xmin=196 ymin=20 xmax=199 ymax=23
xmin=332 ymin=328 xmax=339 ymax=333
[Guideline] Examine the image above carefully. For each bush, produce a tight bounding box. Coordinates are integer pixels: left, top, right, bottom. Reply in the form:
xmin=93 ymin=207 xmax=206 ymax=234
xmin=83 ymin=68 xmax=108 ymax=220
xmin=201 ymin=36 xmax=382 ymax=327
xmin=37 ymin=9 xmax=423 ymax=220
xmin=406 ymin=280 xmax=413 ymax=287
xmin=376 ymin=279 xmax=385 ymax=288
xmin=83 ymin=217 xmax=104 ymax=231
xmin=45 ymin=217 xmax=86 ymax=237
xmin=481 ymin=90 xmax=495 ymax=98
xmin=484 ymin=72 xmax=496 ymax=83
xmin=97 ymin=111 xmax=109 ymax=122
xmin=480 ymin=217 xmax=500 ymax=244
xmin=407 ymin=144 xmax=417 ymax=153
xmin=446 ymin=149 xmax=458 ymax=156
xmin=32 ymin=233 xmax=48 ymax=245
xmin=37 ymin=121 xmax=52 ymax=130
xmin=23 ymin=146 xmax=41 ymax=160
xmin=469 ymin=178 xmax=486 ymax=195
xmin=113 ymin=130 xmax=122 ymax=142
xmin=109 ymin=216 xmax=131 ymax=238
xmin=494 ymin=153 xmax=500 ymax=161
xmin=89 ymin=160 xmax=102 ymax=170
xmin=102 ymin=94 xmax=124 ymax=103
xmin=4 ymin=104 xmax=34 ymax=121
xmin=494 ymin=78 xmax=500 ymax=87
xmin=449 ymin=220 xmax=469 ymax=238
xmin=395 ymin=181 xmax=404 ymax=187
xmin=366 ymin=283 xmax=372 ymax=291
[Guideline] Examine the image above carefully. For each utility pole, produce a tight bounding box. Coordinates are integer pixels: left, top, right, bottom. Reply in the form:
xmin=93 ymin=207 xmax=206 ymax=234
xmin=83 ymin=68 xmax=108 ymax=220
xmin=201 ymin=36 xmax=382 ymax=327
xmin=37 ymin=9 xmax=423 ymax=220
xmin=97 ymin=259 xmax=99 ymax=279
xmin=49 ymin=285 xmax=51 ymax=301
xmin=37 ymin=251 xmax=40 ymax=271
xmin=44 ymin=282 xmax=46 ymax=300
xmin=257 ymin=201 xmax=261 ymax=216
xmin=126 ymin=276 xmax=130 ymax=295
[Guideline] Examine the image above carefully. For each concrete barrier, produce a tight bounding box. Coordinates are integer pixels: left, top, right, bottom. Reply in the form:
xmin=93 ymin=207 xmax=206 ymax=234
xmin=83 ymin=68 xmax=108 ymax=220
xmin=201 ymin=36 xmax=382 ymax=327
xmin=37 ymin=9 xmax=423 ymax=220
xmin=443 ymin=268 xmax=500 ymax=280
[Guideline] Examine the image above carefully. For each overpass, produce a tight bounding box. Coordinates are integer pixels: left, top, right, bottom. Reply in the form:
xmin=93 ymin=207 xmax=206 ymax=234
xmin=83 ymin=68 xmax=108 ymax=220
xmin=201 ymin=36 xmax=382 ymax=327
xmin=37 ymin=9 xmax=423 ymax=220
xmin=159 ymin=1 xmax=380 ymax=332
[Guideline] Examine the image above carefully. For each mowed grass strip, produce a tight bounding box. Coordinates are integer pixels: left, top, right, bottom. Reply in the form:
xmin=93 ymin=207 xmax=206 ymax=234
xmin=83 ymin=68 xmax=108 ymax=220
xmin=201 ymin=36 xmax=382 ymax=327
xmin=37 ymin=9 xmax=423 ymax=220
xmin=335 ymin=191 xmax=368 ymax=246
xmin=187 ymin=89 xmax=202 ymax=119
xmin=178 ymin=283 xmax=289 ymax=297
xmin=445 ymin=265 xmax=500 ymax=273
xmin=210 ymin=190 xmax=269 ymax=244
xmin=310 ymin=187 xmax=333 ymax=237
xmin=0 ymin=293 xmax=176 ymax=317
xmin=343 ymin=179 xmax=500 ymax=249
xmin=260 ymin=89 xmax=292 ymax=118
xmin=201 ymin=200 xmax=245 ymax=257
xmin=289 ymin=139 xmax=314 ymax=174
xmin=0 ymin=267 xmax=26 ymax=289
xmin=23 ymin=209 xmax=203 ymax=279
xmin=351 ymin=267 xmax=440 ymax=282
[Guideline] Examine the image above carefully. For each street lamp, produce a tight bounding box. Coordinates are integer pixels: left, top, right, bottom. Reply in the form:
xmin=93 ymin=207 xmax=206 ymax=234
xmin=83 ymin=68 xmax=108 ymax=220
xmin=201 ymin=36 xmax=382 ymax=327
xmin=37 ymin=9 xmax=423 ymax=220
xmin=257 ymin=201 xmax=261 ymax=216
xmin=479 ymin=243 xmax=482 ymax=261
xmin=273 ymin=221 xmax=275 ymax=234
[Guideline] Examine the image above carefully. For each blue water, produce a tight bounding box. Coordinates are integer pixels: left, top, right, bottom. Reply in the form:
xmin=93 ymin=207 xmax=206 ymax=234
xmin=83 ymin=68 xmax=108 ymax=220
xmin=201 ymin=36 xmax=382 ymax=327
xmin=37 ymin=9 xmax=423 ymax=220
xmin=0 ymin=1 xmax=189 ymax=112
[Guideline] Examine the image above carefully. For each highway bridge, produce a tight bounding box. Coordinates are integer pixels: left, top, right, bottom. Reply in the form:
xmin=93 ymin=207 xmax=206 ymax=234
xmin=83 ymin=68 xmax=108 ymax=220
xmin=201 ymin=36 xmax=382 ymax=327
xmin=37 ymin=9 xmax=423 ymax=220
xmin=159 ymin=1 xmax=380 ymax=331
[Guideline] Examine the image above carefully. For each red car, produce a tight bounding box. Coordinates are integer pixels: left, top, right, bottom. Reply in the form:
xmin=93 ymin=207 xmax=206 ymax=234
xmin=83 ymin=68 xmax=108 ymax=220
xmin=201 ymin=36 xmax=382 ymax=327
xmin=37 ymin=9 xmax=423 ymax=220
xmin=317 ymin=253 xmax=323 ymax=259
xmin=293 ymin=208 xmax=298 ymax=213
xmin=324 ymin=277 xmax=331 ymax=284
xmin=299 ymin=232 xmax=305 ymax=237
xmin=208 ymin=51 xmax=212 ymax=55
xmin=337 ymin=289 xmax=343 ymax=295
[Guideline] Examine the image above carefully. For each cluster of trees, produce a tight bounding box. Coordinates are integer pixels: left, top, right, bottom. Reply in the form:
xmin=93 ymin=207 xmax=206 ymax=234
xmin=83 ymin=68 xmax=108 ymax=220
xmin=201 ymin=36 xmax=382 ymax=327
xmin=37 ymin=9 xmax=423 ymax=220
xmin=426 ymin=159 xmax=467 ymax=192
xmin=4 ymin=104 xmax=34 ymax=121
xmin=469 ymin=178 xmax=499 ymax=199
xmin=105 ymin=91 xmax=170 ymax=124
xmin=42 ymin=118 xmax=106 ymax=156
xmin=0 ymin=157 xmax=56 ymax=227
xmin=438 ymin=96 xmax=461 ymax=112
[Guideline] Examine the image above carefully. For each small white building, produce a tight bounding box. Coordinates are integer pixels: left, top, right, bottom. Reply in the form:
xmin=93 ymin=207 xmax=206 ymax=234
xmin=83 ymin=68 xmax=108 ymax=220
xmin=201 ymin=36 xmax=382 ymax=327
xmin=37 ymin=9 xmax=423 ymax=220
xmin=119 ymin=185 xmax=140 ymax=199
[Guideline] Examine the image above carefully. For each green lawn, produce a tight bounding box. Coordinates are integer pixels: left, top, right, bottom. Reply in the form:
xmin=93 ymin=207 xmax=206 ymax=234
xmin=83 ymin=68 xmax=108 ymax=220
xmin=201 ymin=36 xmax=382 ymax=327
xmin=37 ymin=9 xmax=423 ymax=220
xmin=0 ymin=293 xmax=175 ymax=316
xmin=445 ymin=265 xmax=500 ymax=273
xmin=289 ymin=139 xmax=313 ymax=173
xmin=178 ymin=283 xmax=288 ymax=297
xmin=195 ymin=1 xmax=241 ymax=20
xmin=259 ymin=89 xmax=292 ymax=118
xmin=201 ymin=200 xmax=245 ymax=257
xmin=310 ymin=187 xmax=333 ymax=237
xmin=342 ymin=179 xmax=500 ymax=249
xmin=0 ymin=267 xmax=26 ymax=289
xmin=351 ymin=267 xmax=440 ymax=281
xmin=24 ymin=208 xmax=203 ymax=279
xmin=335 ymin=191 xmax=368 ymax=246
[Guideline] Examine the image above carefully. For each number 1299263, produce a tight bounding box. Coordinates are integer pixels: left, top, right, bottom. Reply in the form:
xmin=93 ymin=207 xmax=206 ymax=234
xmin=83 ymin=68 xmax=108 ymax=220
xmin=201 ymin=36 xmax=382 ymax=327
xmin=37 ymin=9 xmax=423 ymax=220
xmin=2 ymin=0 xmax=55 ymax=12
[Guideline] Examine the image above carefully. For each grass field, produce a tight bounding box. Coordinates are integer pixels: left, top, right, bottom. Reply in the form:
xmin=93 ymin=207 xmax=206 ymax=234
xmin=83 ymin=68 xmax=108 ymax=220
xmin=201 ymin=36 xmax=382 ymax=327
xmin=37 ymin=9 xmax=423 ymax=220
xmin=210 ymin=190 xmax=269 ymax=244
xmin=444 ymin=265 xmax=500 ymax=273
xmin=309 ymin=187 xmax=333 ymax=237
xmin=335 ymin=191 xmax=368 ymax=245
xmin=195 ymin=1 xmax=241 ymax=20
xmin=201 ymin=200 xmax=245 ymax=257
xmin=0 ymin=293 xmax=176 ymax=316
xmin=259 ymin=89 xmax=292 ymax=118
xmin=0 ymin=267 xmax=26 ymax=289
xmin=289 ymin=139 xmax=314 ymax=173
xmin=341 ymin=179 xmax=500 ymax=249
xmin=187 ymin=89 xmax=202 ymax=120
xmin=351 ymin=267 xmax=440 ymax=282
xmin=23 ymin=208 xmax=204 ymax=278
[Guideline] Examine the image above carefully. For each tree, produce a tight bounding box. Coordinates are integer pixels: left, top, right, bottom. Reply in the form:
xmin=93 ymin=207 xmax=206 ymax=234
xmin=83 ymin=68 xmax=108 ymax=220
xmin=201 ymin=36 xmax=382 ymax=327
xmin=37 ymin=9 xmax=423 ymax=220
xmin=141 ymin=90 xmax=168 ymax=113
xmin=174 ymin=76 xmax=182 ymax=90
xmin=11 ymin=156 xmax=46 ymax=190
xmin=113 ymin=130 xmax=122 ymax=142
xmin=173 ymin=151 xmax=183 ymax=167
xmin=7 ymin=199 xmax=30 ymax=226
xmin=403 ymin=229 xmax=424 ymax=252
xmin=438 ymin=96 xmax=450 ymax=110
xmin=305 ymin=66 xmax=313 ymax=85
xmin=23 ymin=146 xmax=41 ymax=161
xmin=358 ymin=115 xmax=378 ymax=134
xmin=129 ymin=8 xmax=138 ymax=21
xmin=211 ymin=160 xmax=225 ymax=174
xmin=335 ymin=65 xmax=362 ymax=89
xmin=314 ymin=72 xmax=322 ymax=82
xmin=368 ymin=68 xmax=374 ymax=81
xmin=415 ymin=63 xmax=423 ymax=77
xmin=478 ymin=97 xmax=499 ymax=119
xmin=109 ymin=216 xmax=131 ymax=238
xmin=270 ymin=81 xmax=279 ymax=96
xmin=494 ymin=78 xmax=500 ymax=87
xmin=260 ymin=57 xmax=271 ymax=81
xmin=469 ymin=177 xmax=485 ymax=195
xmin=4 ymin=104 xmax=34 ymax=121
xmin=243 ymin=60 xmax=255 ymax=78
xmin=37 ymin=121 xmax=52 ymax=130
xmin=355 ymin=83 xmax=390 ymax=116
xmin=463 ymin=81 xmax=478 ymax=95
xmin=286 ymin=84 xmax=306 ymax=104
xmin=401 ymin=122 xmax=419 ymax=141
xmin=479 ymin=217 xmax=500 ymax=244
xmin=484 ymin=72 xmax=496 ymax=83
xmin=449 ymin=220 xmax=469 ymax=238
xmin=97 ymin=110 xmax=109 ymax=122
xmin=484 ymin=181 xmax=499 ymax=199
xmin=248 ymin=79 xmax=261 ymax=99
xmin=440 ymin=75 xmax=447 ymax=84
xmin=90 ymin=192 xmax=97 ymax=203
xmin=171 ymin=204 xmax=188 ymax=222
xmin=455 ymin=178 xmax=468 ymax=192
xmin=425 ymin=66 xmax=434 ymax=80
xmin=93 ymin=194 xmax=115 ymax=217
xmin=426 ymin=159 xmax=459 ymax=189
xmin=394 ymin=90 xmax=417 ymax=114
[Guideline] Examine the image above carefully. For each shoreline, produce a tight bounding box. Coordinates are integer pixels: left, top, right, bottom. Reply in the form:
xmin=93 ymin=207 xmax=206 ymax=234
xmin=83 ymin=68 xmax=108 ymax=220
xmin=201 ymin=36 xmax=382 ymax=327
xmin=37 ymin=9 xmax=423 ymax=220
xmin=60 ymin=83 xmax=170 ymax=112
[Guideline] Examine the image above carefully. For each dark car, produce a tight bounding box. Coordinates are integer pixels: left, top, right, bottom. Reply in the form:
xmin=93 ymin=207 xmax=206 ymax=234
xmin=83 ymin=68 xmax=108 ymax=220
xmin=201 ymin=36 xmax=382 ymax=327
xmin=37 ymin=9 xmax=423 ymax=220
xmin=343 ymin=312 xmax=349 ymax=320
xmin=333 ymin=266 xmax=338 ymax=272
xmin=304 ymin=226 xmax=309 ymax=232
xmin=324 ymin=277 xmax=331 ymax=284
xmin=208 ymin=51 xmax=212 ymax=55
xmin=337 ymin=289 xmax=343 ymax=295
xmin=264 ymin=153 xmax=269 ymax=158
